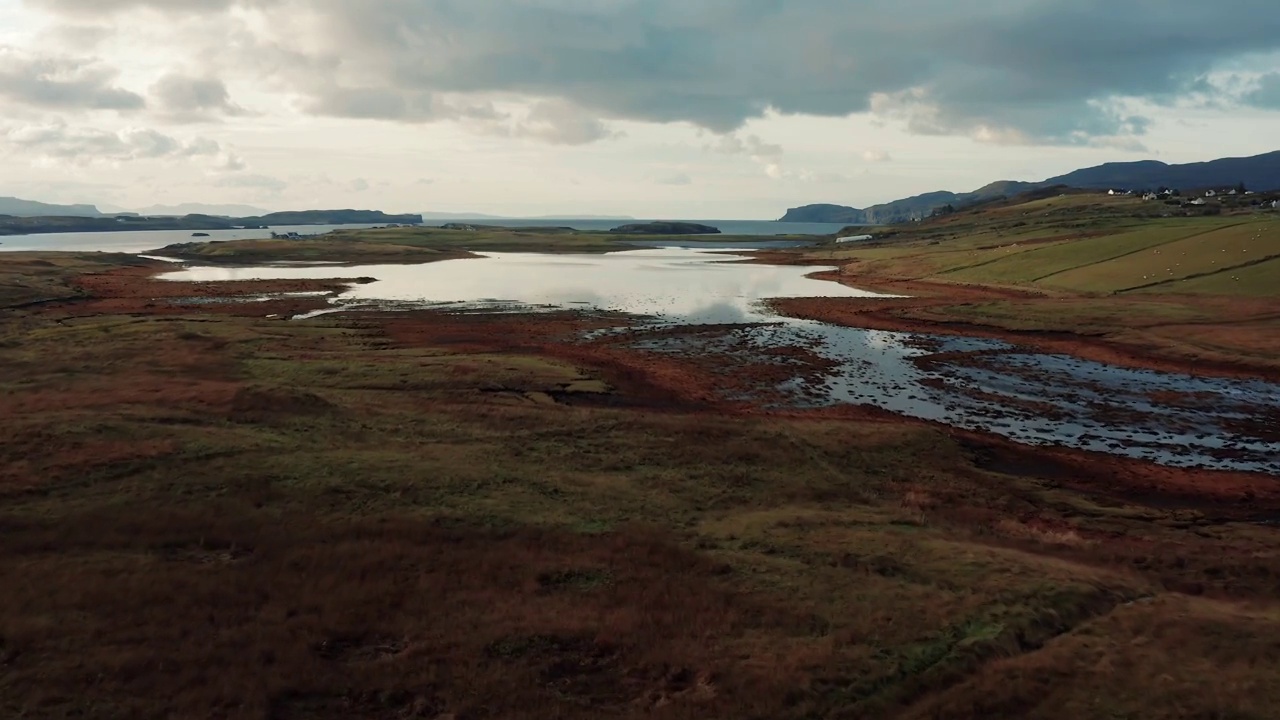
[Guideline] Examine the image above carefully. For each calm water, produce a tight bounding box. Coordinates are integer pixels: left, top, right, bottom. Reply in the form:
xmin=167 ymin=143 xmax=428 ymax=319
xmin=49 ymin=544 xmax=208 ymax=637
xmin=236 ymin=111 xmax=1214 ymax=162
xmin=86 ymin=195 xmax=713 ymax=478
xmin=160 ymin=248 xmax=1280 ymax=474
xmin=0 ymin=219 xmax=845 ymax=255
xmin=426 ymin=218 xmax=851 ymax=235
xmin=0 ymin=224 xmax=389 ymax=254
xmin=160 ymin=248 xmax=882 ymax=324
xmin=640 ymin=324 xmax=1280 ymax=475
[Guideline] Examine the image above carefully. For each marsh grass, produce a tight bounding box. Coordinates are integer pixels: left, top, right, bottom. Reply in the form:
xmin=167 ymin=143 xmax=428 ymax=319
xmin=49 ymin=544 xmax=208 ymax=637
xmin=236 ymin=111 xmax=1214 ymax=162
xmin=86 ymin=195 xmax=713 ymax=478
xmin=2 ymin=253 xmax=1280 ymax=718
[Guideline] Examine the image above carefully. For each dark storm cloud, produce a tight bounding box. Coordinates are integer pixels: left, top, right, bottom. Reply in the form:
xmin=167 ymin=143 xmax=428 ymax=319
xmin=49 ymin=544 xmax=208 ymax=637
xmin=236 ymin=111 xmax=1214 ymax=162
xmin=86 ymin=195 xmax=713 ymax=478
xmin=25 ymin=0 xmax=1280 ymax=143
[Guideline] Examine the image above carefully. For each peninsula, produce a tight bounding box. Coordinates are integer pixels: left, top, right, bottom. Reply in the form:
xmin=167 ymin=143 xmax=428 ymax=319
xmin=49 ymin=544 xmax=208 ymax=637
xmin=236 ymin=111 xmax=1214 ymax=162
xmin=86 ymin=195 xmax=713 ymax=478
xmin=0 ymin=209 xmax=423 ymax=236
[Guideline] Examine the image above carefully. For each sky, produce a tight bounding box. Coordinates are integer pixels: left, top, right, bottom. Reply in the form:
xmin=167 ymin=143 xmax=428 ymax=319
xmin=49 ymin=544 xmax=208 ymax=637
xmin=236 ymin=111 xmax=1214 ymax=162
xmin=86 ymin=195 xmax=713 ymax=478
xmin=1 ymin=1 xmax=1279 ymax=219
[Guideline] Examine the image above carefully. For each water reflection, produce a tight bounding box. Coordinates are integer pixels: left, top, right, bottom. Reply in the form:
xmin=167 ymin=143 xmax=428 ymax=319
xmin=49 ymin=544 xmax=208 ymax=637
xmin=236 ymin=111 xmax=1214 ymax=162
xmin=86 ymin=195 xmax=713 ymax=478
xmin=159 ymin=248 xmax=886 ymax=324
xmin=629 ymin=321 xmax=1280 ymax=474
xmin=160 ymin=248 xmax=1280 ymax=474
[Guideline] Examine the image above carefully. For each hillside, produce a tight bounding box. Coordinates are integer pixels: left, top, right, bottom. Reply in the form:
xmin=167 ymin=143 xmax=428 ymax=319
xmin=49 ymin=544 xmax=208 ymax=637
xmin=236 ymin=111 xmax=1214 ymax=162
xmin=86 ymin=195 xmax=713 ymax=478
xmin=774 ymin=192 xmax=1280 ymax=379
xmin=241 ymin=210 xmax=422 ymax=226
xmin=0 ymin=214 xmax=238 ymax=236
xmin=812 ymin=194 xmax=1280 ymax=298
xmin=780 ymin=185 xmax=1036 ymax=225
xmin=1046 ymin=151 xmax=1280 ymax=191
xmin=0 ymin=197 xmax=103 ymax=218
xmin=781 ymin=150 xmax=1280 ymax=224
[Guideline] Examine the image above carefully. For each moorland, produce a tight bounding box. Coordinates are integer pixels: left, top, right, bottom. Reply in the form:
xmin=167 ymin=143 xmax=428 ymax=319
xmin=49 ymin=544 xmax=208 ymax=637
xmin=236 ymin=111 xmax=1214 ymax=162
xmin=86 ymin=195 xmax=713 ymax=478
xmin=1 ymin=192 xmax=1278 ymax=719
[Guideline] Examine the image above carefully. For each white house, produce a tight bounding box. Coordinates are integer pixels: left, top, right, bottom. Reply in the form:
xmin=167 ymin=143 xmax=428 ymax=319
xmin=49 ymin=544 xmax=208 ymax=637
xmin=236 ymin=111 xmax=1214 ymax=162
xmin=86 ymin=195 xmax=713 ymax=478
xmin=1189 ymin=198 xmax=1207 ymax=206
xmin=1143 ymin=193 xmax=1159 ymax=201
xmin=1205 ymin=190 xmax=1217 ymax=197
xmin=835 ymin=234 xmax=874 ymax=244
xmin=1272 ymin=200 xmax=1280 ymax=209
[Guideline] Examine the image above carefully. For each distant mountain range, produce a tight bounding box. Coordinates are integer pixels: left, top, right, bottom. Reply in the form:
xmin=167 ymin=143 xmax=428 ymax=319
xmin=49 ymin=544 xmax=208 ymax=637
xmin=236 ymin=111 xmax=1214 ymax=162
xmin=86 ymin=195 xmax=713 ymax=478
xmin=2 ymin=199 xmax=277 ymax=219
xmin=779 ymin=150 xmax=1280 ymax=224
xmin=0 ymin=197 xmax=104 ymax=218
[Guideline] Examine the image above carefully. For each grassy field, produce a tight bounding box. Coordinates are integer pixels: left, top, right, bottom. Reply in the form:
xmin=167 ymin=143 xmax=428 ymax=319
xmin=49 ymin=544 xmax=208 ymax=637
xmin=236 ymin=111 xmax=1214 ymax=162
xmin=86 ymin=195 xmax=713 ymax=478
xmin=0 ymin=252 xmax=153 ymax=308
xmin=811 ymin=195 xmax=1280 ymax=296
xmin=789 ymin=195 xmax=1280 ymax=373
xmin=2 ymin=252 xmax=1280 ymax=718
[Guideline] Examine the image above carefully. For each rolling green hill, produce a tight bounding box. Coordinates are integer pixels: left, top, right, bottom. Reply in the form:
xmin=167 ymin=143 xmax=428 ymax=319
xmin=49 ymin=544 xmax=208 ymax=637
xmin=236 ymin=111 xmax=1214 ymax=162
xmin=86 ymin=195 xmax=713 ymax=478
xmin=781 ymin=150 xmax=1280 ymax=224
xmin=803 ymin=194 xmax=1280 ymax=298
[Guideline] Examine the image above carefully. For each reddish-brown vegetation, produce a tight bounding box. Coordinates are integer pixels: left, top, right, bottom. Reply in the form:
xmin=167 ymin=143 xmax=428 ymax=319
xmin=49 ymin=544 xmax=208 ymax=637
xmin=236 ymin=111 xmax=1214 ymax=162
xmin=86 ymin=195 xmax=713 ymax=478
xmin=2 ymin=255 xmax=1279 ymax=719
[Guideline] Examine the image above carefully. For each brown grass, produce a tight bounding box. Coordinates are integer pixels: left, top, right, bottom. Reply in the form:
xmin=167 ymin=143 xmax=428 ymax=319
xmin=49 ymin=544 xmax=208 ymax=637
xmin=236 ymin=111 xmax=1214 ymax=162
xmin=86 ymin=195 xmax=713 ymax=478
xmin=1 ymin=255 xmax=1279 ymax=718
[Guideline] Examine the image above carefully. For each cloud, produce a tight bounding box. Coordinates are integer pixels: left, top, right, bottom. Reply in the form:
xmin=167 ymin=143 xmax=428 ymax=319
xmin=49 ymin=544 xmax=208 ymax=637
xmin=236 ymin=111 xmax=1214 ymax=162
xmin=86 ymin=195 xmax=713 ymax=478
xmin=214 ymin=173 xmax=287 ymax=194
xmin=300 ymin=86 xmax=505 ymax=123
xmin=348 ymin=178 xmax=369 ymax=192
xmin=657 ymin=172 xmax=692 ymax=186
xmin=713 ymin=134 xmax=783 ymax=158
xmin=21 ymin=0 xmax=1280 ymax=145
xmin=0 ymin=45 xmax=143 ymax=112
xmin=871 ymin=86 xmax=1154 ymax=146
xmin=763 ymin=163 xmax=819 ymax=182
xmin=1246 ymin=72 xmax=1280 ymax=108
xmin=1 ymin=120 xmax=225 ymax=164
xmin=213 ymin=150 xmax=246 ymax=171
xmin=28 ymin=0 xmax=245 ymax=14
xmin=861 ymin=149 xmax=892 ymax=163
xmin=42 ymin=25 xmax=114 ymax=50
xmin=511 ymin=100 xmax=620 ymax=145
xmin=149 ymin=73 xmax=248 ymax=122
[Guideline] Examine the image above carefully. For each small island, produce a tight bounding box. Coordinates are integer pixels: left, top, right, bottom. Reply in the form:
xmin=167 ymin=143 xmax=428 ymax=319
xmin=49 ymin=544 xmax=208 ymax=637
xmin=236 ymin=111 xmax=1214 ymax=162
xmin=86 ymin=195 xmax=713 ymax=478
xmin=609 ymin=221 xmax=721 ymax=235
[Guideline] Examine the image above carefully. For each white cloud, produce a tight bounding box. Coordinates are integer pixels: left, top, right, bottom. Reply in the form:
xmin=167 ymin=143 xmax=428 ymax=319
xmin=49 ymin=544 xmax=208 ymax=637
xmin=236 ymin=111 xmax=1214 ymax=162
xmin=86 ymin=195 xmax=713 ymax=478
xmin=0 ymin=45 xmax=143 ymax=112
xmin=510 ymin=99 xmax=621 ymax=145
xmin=1 ymin=120 xmax=226 ymax=164
xmin=712 ymin=133 xmax=784 ymax=159
xmin=214 ymin=173 xmax=286 ymax=194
